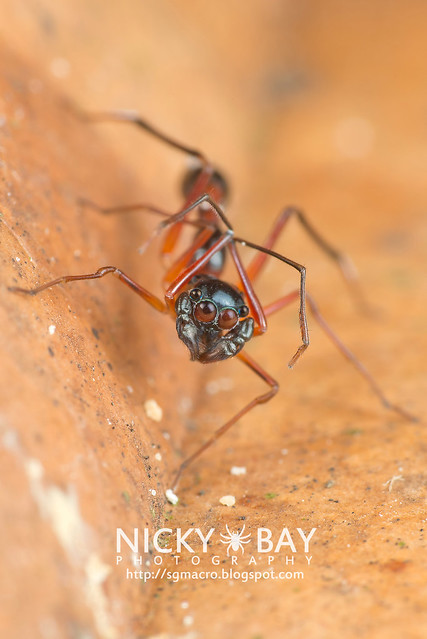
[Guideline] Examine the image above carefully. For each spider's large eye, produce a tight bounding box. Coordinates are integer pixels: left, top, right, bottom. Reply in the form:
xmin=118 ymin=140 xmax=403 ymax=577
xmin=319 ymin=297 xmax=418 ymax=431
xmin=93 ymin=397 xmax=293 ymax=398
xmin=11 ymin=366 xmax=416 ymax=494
xmin=238 ymin=305 xmax=249 ymax=318
xmin=194 ymin=300 xmax=217 ymax=323
xmin=218 ymin=308 xmax=238 ymax=330
xmin=189 ymin=288 xmax=202 ymax=301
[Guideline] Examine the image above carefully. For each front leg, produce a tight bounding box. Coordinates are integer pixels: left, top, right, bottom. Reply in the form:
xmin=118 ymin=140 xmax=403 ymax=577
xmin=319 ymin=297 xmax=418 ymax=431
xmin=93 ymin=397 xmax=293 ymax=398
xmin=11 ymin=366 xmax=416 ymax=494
xmin=9 ymin=266 xmax=167 ymax=314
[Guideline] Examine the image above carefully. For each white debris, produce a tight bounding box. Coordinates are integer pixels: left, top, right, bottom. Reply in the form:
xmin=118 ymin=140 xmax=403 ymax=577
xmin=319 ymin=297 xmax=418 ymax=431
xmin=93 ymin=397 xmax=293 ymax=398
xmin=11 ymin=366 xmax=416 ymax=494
xmin=166 ymin=489 xmax=179 ymax=505
xmin=230 ymin=466 xmax=246 ymax=476
xmin=154 ymin=452 xmax=162 ymax=461
xmin=144 ymin=399 xmax=163 ymax=422
xmin=219 ymin=495 xmax=236 ymax=507
xmin=383 ymin=475 xmax=404 ymax=492
xmin=48 ymin=324 xmax=56 ymax=335
xmin=183 ymin=615 xmax=194 ymax=627
xmin=150 ymin=489 xmax=156 ymax=496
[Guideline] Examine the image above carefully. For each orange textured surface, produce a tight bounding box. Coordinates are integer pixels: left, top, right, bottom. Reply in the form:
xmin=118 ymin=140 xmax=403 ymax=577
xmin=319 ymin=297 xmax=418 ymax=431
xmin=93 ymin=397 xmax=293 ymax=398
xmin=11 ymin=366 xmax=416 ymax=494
xmin=0 ymin=2 xmax=426 ymax=639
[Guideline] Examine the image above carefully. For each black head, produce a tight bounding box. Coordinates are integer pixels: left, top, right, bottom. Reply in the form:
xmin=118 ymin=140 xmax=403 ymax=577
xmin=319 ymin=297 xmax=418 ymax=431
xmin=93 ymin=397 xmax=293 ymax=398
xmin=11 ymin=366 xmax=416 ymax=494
xmin=175 ymin=276 xmax=253 ymax=363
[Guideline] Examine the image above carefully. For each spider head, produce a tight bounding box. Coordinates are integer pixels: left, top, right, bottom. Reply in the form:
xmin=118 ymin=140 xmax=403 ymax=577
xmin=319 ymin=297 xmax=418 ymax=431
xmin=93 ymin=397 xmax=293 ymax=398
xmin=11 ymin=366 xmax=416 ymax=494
xmin=175 ymin=275 xmax=253 ymax=363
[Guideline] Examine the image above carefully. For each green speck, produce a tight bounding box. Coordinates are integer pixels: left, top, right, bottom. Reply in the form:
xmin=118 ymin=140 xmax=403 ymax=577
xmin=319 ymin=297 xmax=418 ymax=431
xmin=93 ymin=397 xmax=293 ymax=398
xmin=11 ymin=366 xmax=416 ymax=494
xmin=397 ymin=540 xmax=407 ymax=548
xmin=344 ymin=428 xmax=362 ymax=436
xmin=157 ymin=535 xmax=171 ymax=549
xmin=122 ymin=491 xmax=130 ymax=504
xmin=265 ymin=492 xmax=278 ymax=500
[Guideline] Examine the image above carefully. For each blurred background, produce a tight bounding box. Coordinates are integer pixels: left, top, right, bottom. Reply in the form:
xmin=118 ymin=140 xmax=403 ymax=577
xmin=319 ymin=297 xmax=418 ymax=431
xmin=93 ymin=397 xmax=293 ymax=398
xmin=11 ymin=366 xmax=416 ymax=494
xmin=1 ymin=1 xmax=426 ymax=638
xmin=3 ymin=0 xmax=426 ymax=317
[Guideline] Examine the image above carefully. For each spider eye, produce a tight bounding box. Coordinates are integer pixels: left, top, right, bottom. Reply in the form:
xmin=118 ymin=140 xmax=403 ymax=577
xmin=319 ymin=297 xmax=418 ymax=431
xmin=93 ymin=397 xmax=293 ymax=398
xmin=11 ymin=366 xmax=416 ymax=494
xmin=238 ymin=305 xmax=249 ymax=318
xmin=189 ymin=288 xmax=202 ymax=301
xmin=218 ymin=308 xmax=238 ymax=330
xmin=194 ymin=300 xmax=217 ymax=323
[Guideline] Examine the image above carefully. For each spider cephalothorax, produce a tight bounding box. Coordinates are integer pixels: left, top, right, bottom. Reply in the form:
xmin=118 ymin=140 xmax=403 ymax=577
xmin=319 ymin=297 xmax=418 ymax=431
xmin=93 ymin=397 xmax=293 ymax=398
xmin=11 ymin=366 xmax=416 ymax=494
xmin=175 ymin=275 xmax=253 ymax=363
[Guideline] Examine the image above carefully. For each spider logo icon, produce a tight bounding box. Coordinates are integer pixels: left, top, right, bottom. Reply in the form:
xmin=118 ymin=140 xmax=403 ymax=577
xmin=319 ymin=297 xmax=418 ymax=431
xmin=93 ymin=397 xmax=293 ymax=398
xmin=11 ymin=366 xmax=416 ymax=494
xmin=220 ymin=524 xmax=251 ymax=555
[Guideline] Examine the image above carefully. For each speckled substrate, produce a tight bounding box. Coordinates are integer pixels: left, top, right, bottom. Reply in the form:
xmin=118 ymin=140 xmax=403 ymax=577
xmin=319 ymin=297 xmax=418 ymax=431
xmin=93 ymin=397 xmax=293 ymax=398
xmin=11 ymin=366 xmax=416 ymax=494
xmin=0 ymin=3 xmax=426 ymax=638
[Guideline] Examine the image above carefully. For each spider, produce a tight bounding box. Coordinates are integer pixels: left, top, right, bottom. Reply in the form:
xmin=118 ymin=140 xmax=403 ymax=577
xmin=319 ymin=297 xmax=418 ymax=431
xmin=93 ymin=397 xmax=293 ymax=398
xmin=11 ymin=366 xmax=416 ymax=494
xmin=9 ymin=109 xmax=415 ymax=493
xmin=220 ymin=524 xmax=251 ymax=555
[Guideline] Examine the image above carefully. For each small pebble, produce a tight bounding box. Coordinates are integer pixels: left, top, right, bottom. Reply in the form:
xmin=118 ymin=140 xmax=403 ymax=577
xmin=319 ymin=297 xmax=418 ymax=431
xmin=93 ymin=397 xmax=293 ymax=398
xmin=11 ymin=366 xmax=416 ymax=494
xmin=230 ymin=466 xmax=246 ymax=476
xmin=144 ymin=399 xmax=163 ymax=422
xmin=219 ymin=495 xmax=236 ymax=507
xmin=48 ymin=325 xmax=56 ymax=335
xmin=183 ymin=615 xmax=194 ymax=627
xmin=166 ymin=489 xmax=179 ymax=505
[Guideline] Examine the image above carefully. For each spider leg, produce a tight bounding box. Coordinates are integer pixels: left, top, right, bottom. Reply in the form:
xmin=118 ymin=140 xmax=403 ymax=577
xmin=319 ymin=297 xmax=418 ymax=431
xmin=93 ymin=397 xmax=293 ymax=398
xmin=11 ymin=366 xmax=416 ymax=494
xmin=228 ymin=241 xmax=267 ymax=335
xmin=264 ymin=288 xmax=417 ymax=422
xmin=245 ymin=206 xmax=366 ymax=311
xmin=158 ymin=194 xmax=234 ymax=234
xmin=79 ymin=109 xmax=217 ymax=255
xmin=82 ymin=195 xmax=234 ymax=285
xmin=80 ymin=109 xmax=209 ymax=164
xmin=9 ymin=266 xmax=167 ymax=314
xmin=78 ymin=198 xmax=215 ymax=256
xmin=107 ymin=194 xmax=232 ymax=265
xmin=170 ymin=349 xmax=278 ymax=490
xmin=79 ymin=198 xmax=173 ymax=219
xmin=234 ymin=237 xmax=309 ymax=368
xmin=142 ymin=195 xmax=236 ymax=257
